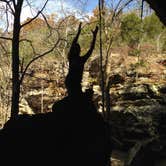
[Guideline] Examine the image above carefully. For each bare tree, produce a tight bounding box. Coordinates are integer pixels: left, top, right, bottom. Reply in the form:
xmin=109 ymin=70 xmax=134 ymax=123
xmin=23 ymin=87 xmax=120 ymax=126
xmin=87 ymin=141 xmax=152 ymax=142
xmin=98 ymin=0 xmax=134 ymax=119
xmin=0 ymin=0 xmax=61 ymax=119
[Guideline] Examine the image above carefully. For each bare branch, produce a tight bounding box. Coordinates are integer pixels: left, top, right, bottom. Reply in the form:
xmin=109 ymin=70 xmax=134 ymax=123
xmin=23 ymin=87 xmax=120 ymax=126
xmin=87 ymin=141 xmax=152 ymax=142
xmin=110 ymin=0 xmax=134 ymax=24
xmin=40 ymin=12 xmax=53 ymax=38
xmin=20 ymin=33 xmax=61 ymax=84
xmin=25 ymin=0 xmax=32 ymax=8
xmin=19 ymin=38 xmax=37 ymax=55
xmin=0 ymin=42 xmax=8 ymax=54
xmin=4 ymin=4 xmax=10 ymax=32
xmin=0 ymin=0 xmax=10 ymax=2
xmin=115 ymin=0 xmax=134 ymax=18
xmin=41 ymin=12 xmax=50 ymax=27
xmin=13 ymin=0 xmax=16 ymax=8
xmin=6 ymin=0 xmax=14 ymax=15
xmin=0 ymin=36 xmax=12 ymax=40
xmin=111 ymin=0 xmax=123 ymax=21
xmin=104 ymin=37 xmax=114 ymax=73
xmin=0 ymin=0 xmax=15 ymax=14
xmin=20 ymin=57 xmax=24 ymax=74
xmin=24 ymin=0 xmax=35 ymax=15
xmin=20 ymin=0 xmax=49 ymax=28
xmin=0 ymin=1 xmax=15 ymax=32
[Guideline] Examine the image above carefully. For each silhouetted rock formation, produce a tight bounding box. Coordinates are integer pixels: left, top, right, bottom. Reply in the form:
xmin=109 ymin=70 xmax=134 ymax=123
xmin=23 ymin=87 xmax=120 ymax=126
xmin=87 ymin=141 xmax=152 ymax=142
xmin=0 ymin=106 xmax=111 ymax=165
xmin=52 ymin=93 xmax=111 ymax=166
xmin=51 ymin=23 xmax=111 ymax=165
xmin=65 ymin=22 xmax=98 ymax=97
xmin=0 ymin=23 xmax=111 ymax=166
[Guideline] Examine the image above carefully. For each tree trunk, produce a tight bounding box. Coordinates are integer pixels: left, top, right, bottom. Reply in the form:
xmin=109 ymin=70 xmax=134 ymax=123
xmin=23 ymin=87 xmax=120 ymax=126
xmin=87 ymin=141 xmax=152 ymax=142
xmin=99 ymin=0 xmax=106 ymax=116
xmin=156 ymin=33 xmax=161 ymax=53
xmin=10 ymin=1 xmax=23 ymax=119
xmin=105 ymin=84 xmax=111 ymax=121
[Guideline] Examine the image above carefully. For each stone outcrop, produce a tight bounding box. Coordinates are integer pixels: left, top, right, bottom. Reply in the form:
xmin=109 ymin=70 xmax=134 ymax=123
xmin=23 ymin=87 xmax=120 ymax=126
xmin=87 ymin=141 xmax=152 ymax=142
xmin=111 ymin=83 xmax=165 ymax=142
xmin=92 ymin=81 xmax=166 ymax=151
xmin=106 ymin=82 xmax=166 ymax=165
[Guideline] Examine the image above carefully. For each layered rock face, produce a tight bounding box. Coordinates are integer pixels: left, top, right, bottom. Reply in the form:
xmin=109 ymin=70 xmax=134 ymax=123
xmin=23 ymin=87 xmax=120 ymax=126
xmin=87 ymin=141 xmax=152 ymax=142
xmin=107 ymin=83 xmax=166 ymax=144
xmin=102 ymin=82 xmax=166 ymax=166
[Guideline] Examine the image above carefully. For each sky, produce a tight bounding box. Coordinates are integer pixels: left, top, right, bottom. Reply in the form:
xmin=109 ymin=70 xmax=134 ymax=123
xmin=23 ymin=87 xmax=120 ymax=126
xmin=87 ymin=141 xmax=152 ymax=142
xmin=0 ymin=0 xmax=137 ymax=29
xmin=20 ymin=0 xmax=99 ymax=22
xmin=0 ymin=0 xmax=98 ymax=29
xmin=20 ymin=0 xmax=135 ymax=21
xmin=77 ymin=0 xmax=98 ymax=12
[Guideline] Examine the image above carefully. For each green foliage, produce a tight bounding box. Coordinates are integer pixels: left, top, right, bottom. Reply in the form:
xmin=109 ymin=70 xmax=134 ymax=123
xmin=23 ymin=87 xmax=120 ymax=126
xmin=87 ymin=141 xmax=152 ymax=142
xmin=143 ymin=13 xmax=164 ymax=40
xmin=120 ymin=12 xmax=142 ymax=48
xmin=19 ymin=41 xmax=34 ymax=64
xmin=79 ymin=25 xmax=96 ymax=55
xmin=128 ymin=48 xmax=141 ymax=56
xmin=20 ymin=22 xmax=60 ymax=65
xmin=130 ymin=59 xmax=147 ymax=70
xmin=162 ymin=39 xmax=166 ymax=52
